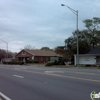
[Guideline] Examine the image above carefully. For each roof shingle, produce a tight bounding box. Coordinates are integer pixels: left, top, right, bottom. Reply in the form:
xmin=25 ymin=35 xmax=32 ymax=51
xmin=26 ymin=49 xmax=62 ymax=57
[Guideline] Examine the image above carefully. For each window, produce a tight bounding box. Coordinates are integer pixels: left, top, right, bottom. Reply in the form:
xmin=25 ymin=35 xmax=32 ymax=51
xmin=46 ymin=57 xmax=48 ymax=61
xmin=41 ymin=57 xmax=43 ymax=61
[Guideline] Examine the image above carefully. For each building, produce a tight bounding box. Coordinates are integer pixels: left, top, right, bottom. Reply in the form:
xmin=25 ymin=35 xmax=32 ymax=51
xmin=74 ymin=48 xmax=100 ymax=65
xmin=15 ymin=49 xmax=62 ymax=63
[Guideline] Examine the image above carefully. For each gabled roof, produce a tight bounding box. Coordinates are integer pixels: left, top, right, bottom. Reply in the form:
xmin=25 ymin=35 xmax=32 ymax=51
xmin=26 ymin=49 xmax=62 ymax=57
xmin=86 ymin=48 xmax=100 ymax=54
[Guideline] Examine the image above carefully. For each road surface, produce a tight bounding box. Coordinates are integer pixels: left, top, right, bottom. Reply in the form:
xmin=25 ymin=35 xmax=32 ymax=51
xmin=0 ymin=64 xmax=100 ymax=100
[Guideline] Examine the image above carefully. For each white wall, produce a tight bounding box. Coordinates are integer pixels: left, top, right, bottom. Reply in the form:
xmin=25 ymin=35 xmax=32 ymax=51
xmin=32 ymin=56 xmax=34 ymax=60
xmin=79 ymin=56 xmax=96 ymax=65
xmin=74 ymin=55 xmax=96 ymax=65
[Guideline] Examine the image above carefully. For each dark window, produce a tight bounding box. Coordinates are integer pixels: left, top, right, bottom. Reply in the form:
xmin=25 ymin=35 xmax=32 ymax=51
xmin=46 ymin=57 xmax=48 ymax=61
xmin=41 ymin=57 xmax=43 ymax=61
xmin=35 ymin=57 xmax=38 ymax=60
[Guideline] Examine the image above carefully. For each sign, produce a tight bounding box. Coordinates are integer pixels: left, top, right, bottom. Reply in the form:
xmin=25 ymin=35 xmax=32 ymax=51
xmin=90 ymin=91 xmax=100 ymax=100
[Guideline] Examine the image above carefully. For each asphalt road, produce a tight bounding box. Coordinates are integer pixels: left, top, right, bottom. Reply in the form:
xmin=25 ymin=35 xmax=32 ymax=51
xmin=0 ymin=64 xmax=100 ymax=100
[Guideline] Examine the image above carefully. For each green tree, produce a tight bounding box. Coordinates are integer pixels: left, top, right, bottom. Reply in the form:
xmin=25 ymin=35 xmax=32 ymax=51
xmin=65 ymin=17 xmax=100 ymax=59
xmin=83 ymin=17 xmax=100 ymax=48
xmin=0 ymin=49 xmax=13 ymax=61
xmin=40 ymin=47 xmax=51 ymax=51
xmin=54 ymin=46 xmax=65 ymax=55
xmin=65 ymin=30 xmax=90 ymax=55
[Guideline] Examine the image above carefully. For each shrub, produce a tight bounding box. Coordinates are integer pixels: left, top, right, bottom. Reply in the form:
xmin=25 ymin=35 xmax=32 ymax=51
xmin=3 ymin=62 xmax=7 ymax=64
xmin=86 ymin=65 xmax=91 ymax=67
xmin=26 ymin=60 xmax=38 ymax=63
xmin=3 ymin=61 xmax=24 ymax=65
xmin=54 ymin=60 xmax=58 ymax=65
xmin=58 ymin=58 xmax=65 ymax=65
xmin=26 ymin=60 xmax=33 ymax=63
xmin=97 ymin=65 xmax=100 ymax=68
xmin=33 ymin=60 xmax=38 ymax=63
xmin=45 ymin=61 xmax=54 ymax=66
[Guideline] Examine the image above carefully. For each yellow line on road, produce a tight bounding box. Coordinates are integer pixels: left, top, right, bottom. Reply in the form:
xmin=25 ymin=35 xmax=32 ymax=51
xmin=64 ymin=70 xmax=100 ymax=75
xmin=0 ymin=67 xmax=100 ymax=83
xmin=17 ymin=69 xmax=100 ymax=83
xmin=75 ymin=72 xmax=95 ymax=75
xmin=46 ymin=73 xmax=100 ymax=82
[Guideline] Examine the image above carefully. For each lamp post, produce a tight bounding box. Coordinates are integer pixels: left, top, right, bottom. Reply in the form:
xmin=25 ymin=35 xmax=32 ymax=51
xmin=0 ymin=39 xmax=8 ymax=62
xmin=61 ymin=4 xmax=79 ymax=66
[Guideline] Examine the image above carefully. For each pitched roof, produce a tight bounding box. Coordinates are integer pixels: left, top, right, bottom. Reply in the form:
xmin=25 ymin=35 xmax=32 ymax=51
xmin=86 ymin=48 xmax=100 ymax=54
xmin=26 ymin=49 xmax=62 ymax=57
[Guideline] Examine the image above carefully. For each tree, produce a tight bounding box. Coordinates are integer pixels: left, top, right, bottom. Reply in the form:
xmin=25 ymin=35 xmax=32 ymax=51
xmin=24 ymin=45 xmax=35 ymax=50
xmin=0 ymin=49 xmax=13 ymax=61
xmin=64 ymin=17 xmax=100 ymax=60
xmin=54 ymin=47 xmax=65 ymax=55
xmin=65 ymin=30 xmax=91 ymax=59
xmin=40 ymin=47 xmax=51 ymax=51
xmin=83 ymin=17 xmax=100 ymax=48
xmin=40 ymin=47 xmax=53 ymax=51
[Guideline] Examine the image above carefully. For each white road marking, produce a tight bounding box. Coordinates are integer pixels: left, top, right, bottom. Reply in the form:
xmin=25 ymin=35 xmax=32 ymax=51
xmin=13 ymin=75 xmax=24 ymax=78
xmin=14 ymin=68 xmax=27 ymax=70
xmin=45 ymin=71 xmax=53 ymax=73
xmin=0 ymin=92 xmax=11 ymax=100
xmin=45 ymin=71 xmax=64 ymax=73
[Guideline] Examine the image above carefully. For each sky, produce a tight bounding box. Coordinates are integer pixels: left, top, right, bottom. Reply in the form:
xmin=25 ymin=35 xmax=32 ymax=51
xmin=0 ymin=0 xmax=100 ymax=52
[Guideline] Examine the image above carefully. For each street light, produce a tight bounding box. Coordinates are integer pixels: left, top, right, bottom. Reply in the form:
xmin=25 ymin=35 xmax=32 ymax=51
xmin=61 ymin=4 xmax=79 ymax=66
xmin=0 ymin=39 xmax=8 ymax=62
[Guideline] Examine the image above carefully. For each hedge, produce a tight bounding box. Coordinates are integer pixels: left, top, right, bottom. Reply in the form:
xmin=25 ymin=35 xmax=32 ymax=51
xmin=3 ymin=61 xmax=24 ymax=65
xmin=45 ymin=61 xmax=54 ymax=66
xmin=57 ymin=58 xmax=66 ymax=65
xmin=26 ymin=60 xmax=38 ymax=63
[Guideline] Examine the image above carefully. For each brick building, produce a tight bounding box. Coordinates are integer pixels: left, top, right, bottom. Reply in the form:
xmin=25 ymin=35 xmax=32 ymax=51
xmin=15 ymin=49 xmax=62 ymax=63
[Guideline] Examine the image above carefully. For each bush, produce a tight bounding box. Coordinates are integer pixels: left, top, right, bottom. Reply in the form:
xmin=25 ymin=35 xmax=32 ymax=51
xmin=58 ymin=58 xmax=65 ymax=65
xmin=26 ymin=60 xmax=38 ymax=63
xmin=54 ymin=60 xmax=58 ymax=65
xmin=86 ymin=65 xmax=91 ymax=67
xmin=3 ymin=61 xmax=24 ymax=65
xmin=33 ymin=60 xmax=38 ymax=63
xmin=98 ymin=65 xmax=100 ymax=68
xmin=45 ymin=61 xmax=54 ymax=66
xmin=97 ymin=65 xmax=100 ymax=68
xmin=26 ymin=60 xmax=33 ymax=63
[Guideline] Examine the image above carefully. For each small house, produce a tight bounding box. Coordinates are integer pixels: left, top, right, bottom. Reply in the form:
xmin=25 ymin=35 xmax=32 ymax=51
xmin=15 ymin=49 xmax=62 ymax=63
xmin=74 ymin=48 xmax=100 ymax=65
